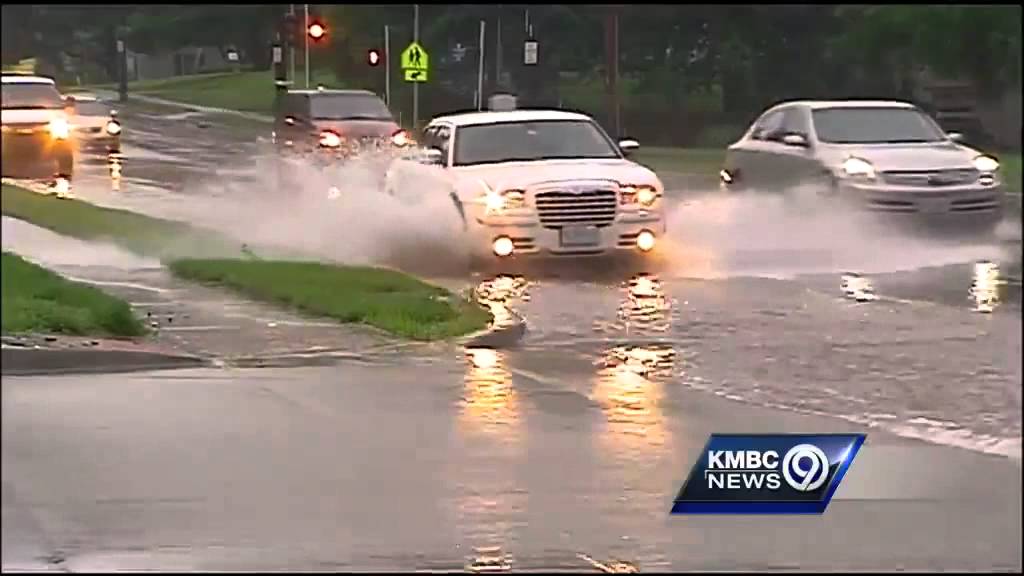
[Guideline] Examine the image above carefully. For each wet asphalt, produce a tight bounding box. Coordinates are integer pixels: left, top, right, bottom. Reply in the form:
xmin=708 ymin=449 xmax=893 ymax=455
xmin=2 ymin=103 xmax=1022 ymax=571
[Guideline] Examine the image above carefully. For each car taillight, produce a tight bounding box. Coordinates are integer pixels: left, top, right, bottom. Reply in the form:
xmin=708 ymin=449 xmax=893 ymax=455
xmin=319 ymin=130 xmax=342 ymax=148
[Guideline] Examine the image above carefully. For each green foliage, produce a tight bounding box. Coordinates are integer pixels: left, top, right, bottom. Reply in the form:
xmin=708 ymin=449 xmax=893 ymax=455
xmin=2 ymin=252 xmax=146 ymax=337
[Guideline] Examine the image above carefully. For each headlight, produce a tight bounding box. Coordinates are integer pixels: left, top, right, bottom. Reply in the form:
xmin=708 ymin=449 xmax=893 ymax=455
xmin=973 ymin=155 xmax=999 ymax=173
xmin=483 ymin=189 xmax=526 ymax=213
xmin=391 ymin=130 xmax=413 ymax=147
xmin=105 ymin=120 xmax=121 ymax=135
xmin=620 ymin=184 xmax=659 ymax=206
xmin=841 ymin=157 xmax=876 ymax=180
xmin=319 ymin=131 xmax=342 ymax=148
xmin=48 ymin=118 xmax=70 ymax=140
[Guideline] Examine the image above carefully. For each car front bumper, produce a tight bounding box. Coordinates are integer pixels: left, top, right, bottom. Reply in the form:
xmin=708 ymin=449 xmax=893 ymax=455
xmin=1 ymin=134 xmax=74 ymax=178
xmin=468 ymin=212 xmax=667 ymax=259
xmin=838 ymin=180 xmax=1005 ymax=224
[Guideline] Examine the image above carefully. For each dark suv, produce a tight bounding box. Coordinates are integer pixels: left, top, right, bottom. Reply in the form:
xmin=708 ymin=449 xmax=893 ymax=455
xmin=273 ymin=88 xmax=412 ymax=159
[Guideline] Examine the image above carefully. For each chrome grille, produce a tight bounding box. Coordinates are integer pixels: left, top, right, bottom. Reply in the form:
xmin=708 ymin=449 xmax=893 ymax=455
xmin=534 ymin=189 xmax=617 ymax=229
xmin=881 ymin=168 xmax=979 ymax=187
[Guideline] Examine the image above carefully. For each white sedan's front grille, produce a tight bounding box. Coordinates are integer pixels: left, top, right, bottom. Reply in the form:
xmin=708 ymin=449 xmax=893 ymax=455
xmin=881 ymin=168 xmax=979 ymax=187
xmin=534 ymin=189 xmax=618 ymax=229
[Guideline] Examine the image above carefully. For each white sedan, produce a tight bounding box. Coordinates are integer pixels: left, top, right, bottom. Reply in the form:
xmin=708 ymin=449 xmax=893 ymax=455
xmin=385 ymin=109 xmax=666 ymax=260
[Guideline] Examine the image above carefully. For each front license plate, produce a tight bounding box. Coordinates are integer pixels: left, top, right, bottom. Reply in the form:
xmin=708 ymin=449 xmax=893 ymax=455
xmin=560 ymin=226 xmax=600 ymax=247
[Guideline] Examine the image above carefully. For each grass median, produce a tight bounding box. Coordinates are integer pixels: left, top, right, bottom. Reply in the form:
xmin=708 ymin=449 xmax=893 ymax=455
xmin=2 ymin=184 xmax=491 ymax=340
xmin=2 ymin=252 xmax=146 ymax=337
xmin=170 ymin=259 xmax=491 ymax=340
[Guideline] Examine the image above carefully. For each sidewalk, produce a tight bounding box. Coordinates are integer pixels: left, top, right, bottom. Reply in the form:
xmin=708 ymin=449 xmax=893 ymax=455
xmin=95 ymin=90 xmax=272 ymax=124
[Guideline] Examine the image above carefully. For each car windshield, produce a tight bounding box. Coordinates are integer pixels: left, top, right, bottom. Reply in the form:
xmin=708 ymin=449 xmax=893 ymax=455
xmin=1 ymin=83 xmax=64 ymax=110
xmin=812 ymin=107 xmax=946 ymax=144
xmin=309 ymin=94 xmax=392 ymax=121
xmin=453 ymin=119 xmax=622 ymax=166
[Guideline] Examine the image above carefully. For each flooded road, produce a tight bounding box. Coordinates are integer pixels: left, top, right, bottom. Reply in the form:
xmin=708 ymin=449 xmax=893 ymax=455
xmin=3 ymin=101 xmax=1021 ymax=571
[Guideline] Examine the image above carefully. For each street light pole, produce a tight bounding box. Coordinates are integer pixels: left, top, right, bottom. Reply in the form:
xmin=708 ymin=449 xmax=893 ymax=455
xmin=304 ymin=4 xmax=311 ymax=88
xmin=413 ymin=4 xmax=420 ymax=130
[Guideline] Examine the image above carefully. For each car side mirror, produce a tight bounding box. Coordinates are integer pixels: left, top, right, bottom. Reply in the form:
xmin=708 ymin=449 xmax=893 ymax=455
xmin=782 ymin=133 xmax=809 ymax=148
xmin=947 ymin=132 xmax=964 ymax=143
xmin=421 ymin=148 xmax=445 ymax=166
xmin=618 ymin=138 xmax=640 ymax=155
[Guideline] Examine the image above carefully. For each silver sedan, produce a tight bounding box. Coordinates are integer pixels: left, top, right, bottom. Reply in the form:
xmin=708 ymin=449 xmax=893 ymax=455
xmin=720 ymin=100 xmax=1005 ymax=228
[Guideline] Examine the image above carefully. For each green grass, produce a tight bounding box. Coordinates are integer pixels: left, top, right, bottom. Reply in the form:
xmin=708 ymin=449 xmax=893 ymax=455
xmin=76 ymin=69 xmax=346 ymax=115
xmin=2 ymin=252 xmax=146 ymax=337
xmin=634 ymin=147 xmax=726 ymax=176
xmin=169 ymin=259 xmax=491 ymax=340
xmin=1000 ymin=153 xmax=1021 ymax=194
xmin=2 ymin=184 xmax=491 ymax=340
xmin=1 ymin=185 xmax=242 ymax=260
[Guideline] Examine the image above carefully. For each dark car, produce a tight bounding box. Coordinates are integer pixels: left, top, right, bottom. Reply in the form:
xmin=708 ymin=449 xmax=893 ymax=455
xmin=273 ymin=88 xmax=413 ymax=160
xmin=1 ymin=75 xmax=75 ymax=180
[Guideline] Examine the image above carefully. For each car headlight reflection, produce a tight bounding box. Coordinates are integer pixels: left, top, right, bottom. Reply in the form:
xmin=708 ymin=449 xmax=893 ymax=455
xmin=620 ymin=184 xmax=659 ymax=206
xmin=105 ymin=120 xmax=122 ymax=135
xmin=841 ymin=157 xmax=876 ymax=180
xmin=391 ymin=129 xmax=413 ymax=147
xmin=973 ymin=155 xmax=999 ymax=173
xmin=48 ymin=118 xmax=70 ymax=140
xmin=319 ymin=130 xmax=342 ymax=148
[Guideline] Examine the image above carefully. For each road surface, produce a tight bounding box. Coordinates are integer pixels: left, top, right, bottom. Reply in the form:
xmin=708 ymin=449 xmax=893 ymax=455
xmin=2 ymin=102 xmax=1021 ymax=571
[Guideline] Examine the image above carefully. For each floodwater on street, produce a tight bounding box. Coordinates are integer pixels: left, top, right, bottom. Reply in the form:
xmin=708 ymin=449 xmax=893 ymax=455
xmin=2 ymin=101 xmax=1021 ymax=572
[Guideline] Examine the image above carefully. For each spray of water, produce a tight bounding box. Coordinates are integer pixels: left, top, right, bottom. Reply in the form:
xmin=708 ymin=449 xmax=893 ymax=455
xmin=162 ymin=150 xmax=473 ymax=275
xmin=659 ymin=187 xmax=1011 ymax=280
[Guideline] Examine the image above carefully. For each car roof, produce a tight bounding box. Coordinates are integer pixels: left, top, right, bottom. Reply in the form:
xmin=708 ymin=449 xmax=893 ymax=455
xmin=1 ymin=75 xmax=57 ymax=85
xmin=775 ymin=100 xmax=918 ymax=111
xmin=431 ymin=109 xmax=593 ymax=127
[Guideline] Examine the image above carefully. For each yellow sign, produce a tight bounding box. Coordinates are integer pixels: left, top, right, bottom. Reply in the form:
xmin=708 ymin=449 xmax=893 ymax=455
xmin=400 ymin=42 xmax=429 ymax=72
xmin=404 ymin=69 xmax=428 ymax=83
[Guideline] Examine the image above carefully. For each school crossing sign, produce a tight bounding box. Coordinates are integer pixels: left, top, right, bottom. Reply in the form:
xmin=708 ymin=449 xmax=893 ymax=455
xmin=401 ymin=41 xmax=429 ymax=83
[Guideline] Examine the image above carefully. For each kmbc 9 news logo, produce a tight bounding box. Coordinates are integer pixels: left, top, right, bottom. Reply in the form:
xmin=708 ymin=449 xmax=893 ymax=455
xmin=671 ymin=434 xmax=865 ymax=514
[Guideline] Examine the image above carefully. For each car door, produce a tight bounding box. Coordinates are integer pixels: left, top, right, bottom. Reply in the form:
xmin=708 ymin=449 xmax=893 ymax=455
xmin=736 ymin=109 xmax=786 ymax=191
xmin=771 ymin=106 xmax=818 ymax=192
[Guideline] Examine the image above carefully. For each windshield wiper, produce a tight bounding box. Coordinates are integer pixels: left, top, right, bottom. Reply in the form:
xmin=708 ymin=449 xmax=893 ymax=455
xmin=3 ymin=105 xmax=57 ymax=110
xmin=338 ymin=114 xmax=392 ymax=121
xmin=876 ymin=139 xmax=934 ymax=144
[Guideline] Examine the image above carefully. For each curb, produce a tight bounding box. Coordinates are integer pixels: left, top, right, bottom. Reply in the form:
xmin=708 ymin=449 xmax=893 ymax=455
xmin=96 ymin=90 xmax=273 ymax=124
xmin=1 ymin=347 xmax=208 ymax=377
xmin=456 ymin=311 xmax=528 ymax=349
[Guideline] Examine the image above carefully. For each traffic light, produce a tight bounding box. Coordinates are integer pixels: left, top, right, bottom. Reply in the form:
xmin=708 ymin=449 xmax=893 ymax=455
xmin=308 ymin=21 xmax=326 ymax=41
xmin=367 ymin=49 xmax=381 ymax=67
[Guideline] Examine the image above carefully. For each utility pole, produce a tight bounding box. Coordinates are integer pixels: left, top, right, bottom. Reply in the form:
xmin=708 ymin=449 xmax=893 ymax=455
xmin=289 ymin=4 xmax=296 ymax=82
xmin=116 ymin=32 xmax=127 ymax=103
xmin=413 ymin=4 xmax=420 ymax=129
xmin=495 ymin=8 xmax=503 ymax=91
xmin=605 ymin=7 xmax=621 ymax=137
xmin=304 ymin=3 xmax=310 ymax=88
xmin=477 ymin=20 xmax=486 ymax=110
xmin=384 ymin=25 xmax=391 ymax=107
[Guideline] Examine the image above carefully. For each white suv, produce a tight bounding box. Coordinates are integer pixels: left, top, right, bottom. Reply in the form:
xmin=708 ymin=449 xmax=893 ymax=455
xmin=385 ymin=109 xmax=667 ymax=261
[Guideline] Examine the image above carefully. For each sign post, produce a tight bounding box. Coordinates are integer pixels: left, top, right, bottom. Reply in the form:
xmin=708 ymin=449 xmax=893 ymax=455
xmin=400 ymin=38 xmax=430 ymax=128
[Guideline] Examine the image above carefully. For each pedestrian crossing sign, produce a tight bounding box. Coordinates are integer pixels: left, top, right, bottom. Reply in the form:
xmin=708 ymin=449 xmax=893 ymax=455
xmin=401 ymin=42 xmax=429 ymax=72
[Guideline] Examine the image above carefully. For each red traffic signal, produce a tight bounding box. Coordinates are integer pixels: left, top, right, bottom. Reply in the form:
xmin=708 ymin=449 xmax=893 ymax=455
xmin=368 ymin=49 xmax=381 ymax=66
xmin=308 ymin=22 xmax=326 ymax=40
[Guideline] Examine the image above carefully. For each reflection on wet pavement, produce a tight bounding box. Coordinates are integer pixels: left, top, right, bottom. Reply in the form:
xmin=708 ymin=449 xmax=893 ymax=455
xmin=840 ymin=272 xmax=878 ymax=301
xmin=461 ymin=348 xmax=520 ymax=437
xmin=970 ymin=261 xmax=1001 ymax=313
xmin=592 ymin=345 xmax=676 ymax=453
xmin=107 ymin=151 xmax=123 ymax=191
xmin=474 ymin=275 xmax=530 ymax=330
xmin=617 ymin=274 xmax=672 ymax=333
xmin=578 ymin=553 xmax=641 ymax=573
xmin=466 ymin=545 xmax=512 ymax=572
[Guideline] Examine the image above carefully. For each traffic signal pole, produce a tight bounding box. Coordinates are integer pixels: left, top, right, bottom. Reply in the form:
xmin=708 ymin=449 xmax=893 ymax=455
xmin=412 ymin=4 xmax=420 ymax=130
xmin=384 ymin=25 xmax=391 ymax=107
xmin=304 ymin=4 xmax=310 ymax=88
